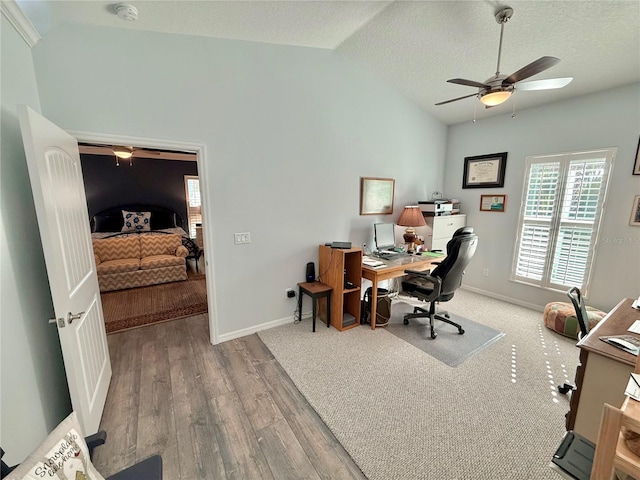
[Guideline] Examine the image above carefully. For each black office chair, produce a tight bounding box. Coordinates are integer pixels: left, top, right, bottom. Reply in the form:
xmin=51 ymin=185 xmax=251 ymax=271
xmin=558 ymin=286 xmax=590 ymax=395
xmin=1 ymin=431 xmax=162 ymax=480
xmin=401 ymin=226 xmax=478 ymax=339
xmin=566 ymin=286 xmax=591 ymax=340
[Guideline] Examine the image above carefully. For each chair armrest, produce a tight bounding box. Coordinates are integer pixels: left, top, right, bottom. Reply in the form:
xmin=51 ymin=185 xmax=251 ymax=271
xmin=94 ymin=254 xmax=102 ymax=265
xmin=403 ymin=271 xmax=442 ymax=302
xmin=106 ymin=454 xmax=162 ymax=480
xmin=175 ymin=245 xmax=188 ymax=258
xmin=85 ymin=430 xmax=107 ymax=458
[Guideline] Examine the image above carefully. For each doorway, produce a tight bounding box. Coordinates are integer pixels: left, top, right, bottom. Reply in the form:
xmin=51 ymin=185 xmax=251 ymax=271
xmin=70 ymin=131 xmax=217 ymax=345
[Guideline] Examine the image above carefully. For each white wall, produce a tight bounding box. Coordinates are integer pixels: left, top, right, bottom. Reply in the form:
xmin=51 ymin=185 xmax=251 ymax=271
xmin=0 ymin=15 xmax=71 ymax=464
xmin=30 ymin=24 xmax=448 ymax=339
xmin=444 ymin=83 xmax=640 ymax=311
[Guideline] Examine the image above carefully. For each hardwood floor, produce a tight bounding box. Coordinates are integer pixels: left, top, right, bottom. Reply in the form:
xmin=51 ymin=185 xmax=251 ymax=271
xmin=93 ymin=314 xmax=367 ymax=480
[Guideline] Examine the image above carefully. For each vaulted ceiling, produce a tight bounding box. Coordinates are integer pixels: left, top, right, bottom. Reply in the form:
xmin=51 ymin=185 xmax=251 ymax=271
xmin=16 ymin=0 xmax=640 ymax=125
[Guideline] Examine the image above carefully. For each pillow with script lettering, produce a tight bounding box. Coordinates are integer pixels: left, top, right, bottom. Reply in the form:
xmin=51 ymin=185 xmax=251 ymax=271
xmin=6 ymin=411 xmax=105 ymax=480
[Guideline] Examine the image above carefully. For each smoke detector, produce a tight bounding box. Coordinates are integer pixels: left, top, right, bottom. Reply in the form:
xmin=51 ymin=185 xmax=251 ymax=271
xmin=114 ymin=3 xmax=138 ymax=21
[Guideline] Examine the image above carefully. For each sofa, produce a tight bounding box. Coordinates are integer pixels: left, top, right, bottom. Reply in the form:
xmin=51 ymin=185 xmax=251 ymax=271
xmin=93 ymin=234 xmax=188 ymax=292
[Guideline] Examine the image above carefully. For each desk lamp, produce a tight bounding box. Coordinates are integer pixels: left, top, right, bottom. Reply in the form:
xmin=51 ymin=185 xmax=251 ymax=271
xmin=397 ymin=206 xmax=426 ymax=253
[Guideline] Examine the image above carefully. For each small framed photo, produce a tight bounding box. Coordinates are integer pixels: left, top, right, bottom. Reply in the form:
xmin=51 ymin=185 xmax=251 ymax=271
xmin=360 ymin=177 xmax=395 ymax=215
xmin=630 ymin=195 xmax=640 ymax=226
xmin=480 ymin=194 xmax=507 ymax=212
xmin=463 ymin=152 xmax=508 ymax=188
xmin=633 ymin=136 xmax=640 ymax=175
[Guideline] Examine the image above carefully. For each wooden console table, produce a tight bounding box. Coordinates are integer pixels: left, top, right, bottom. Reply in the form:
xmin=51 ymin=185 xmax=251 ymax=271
xmin=567 ymin=298 xmax=639 ymax=442
xmin=361 ymin=254 xmax=443 ymax=330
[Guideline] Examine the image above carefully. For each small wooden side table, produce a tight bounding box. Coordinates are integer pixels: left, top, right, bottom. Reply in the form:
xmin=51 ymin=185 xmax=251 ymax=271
xmin=297 ymin=282 xmax=332 ymax=332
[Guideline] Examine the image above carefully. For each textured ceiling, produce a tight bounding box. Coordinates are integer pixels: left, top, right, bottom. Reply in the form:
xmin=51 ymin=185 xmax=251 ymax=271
xmin=17 ymin=0 xmax=640 ymax=125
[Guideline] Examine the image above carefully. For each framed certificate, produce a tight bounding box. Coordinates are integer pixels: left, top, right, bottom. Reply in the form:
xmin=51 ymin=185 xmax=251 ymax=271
xmin=480 ymin=194 xmax=507 ymax=212
xmin=462 ymin=152 xmax=508 ymax=188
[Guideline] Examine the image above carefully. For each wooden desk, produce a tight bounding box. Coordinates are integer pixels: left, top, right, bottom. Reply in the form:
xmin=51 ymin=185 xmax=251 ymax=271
xmin=568 ymin=298 xmax=639 ymax=442
xmin=361 ymin=254 xmax=443 ymax=330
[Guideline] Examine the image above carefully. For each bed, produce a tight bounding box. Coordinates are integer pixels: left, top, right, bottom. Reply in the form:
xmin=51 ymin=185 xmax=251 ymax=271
xmin=89 ymin=204 xmax=200 ymax=259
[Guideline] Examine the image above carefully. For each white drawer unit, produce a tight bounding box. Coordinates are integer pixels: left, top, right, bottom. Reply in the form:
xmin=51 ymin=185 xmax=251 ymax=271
xmin=423 ymin=214 xmax=467 ymax=251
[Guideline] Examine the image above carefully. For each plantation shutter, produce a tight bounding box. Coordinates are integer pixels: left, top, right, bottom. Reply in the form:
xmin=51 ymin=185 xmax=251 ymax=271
xmin=184 ymin=175 xmax=201 ymax=238
xmin=515 ymin=162 xmax=559 ymax=281
xmin=512 ymin=149 xmax=614 ymax=295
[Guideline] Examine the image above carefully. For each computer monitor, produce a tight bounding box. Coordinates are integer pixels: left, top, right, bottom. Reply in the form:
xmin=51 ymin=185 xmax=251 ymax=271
xmin=374 ymin=223 xmax=396 ymax=252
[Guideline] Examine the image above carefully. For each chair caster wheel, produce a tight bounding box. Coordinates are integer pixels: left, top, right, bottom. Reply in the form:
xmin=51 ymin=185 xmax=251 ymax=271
xmin=403 ymin=318 xmax=409 ymax=325
xmin=458 ymin=329 xmax=465 ymax=335
xmin=431 ymin=332 xmax=437 ymax=339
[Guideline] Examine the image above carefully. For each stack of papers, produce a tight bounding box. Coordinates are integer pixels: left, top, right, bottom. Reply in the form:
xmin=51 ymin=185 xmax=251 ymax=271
xmin=625 ymin=373 xmax=640 ymax=401
xmin=420 ymin=251 xmax=444 ymax=258
xmin=362 ymin=257 xmax=385 ymax=268
xmin=629 ymin=320 xmax=640 ymax=334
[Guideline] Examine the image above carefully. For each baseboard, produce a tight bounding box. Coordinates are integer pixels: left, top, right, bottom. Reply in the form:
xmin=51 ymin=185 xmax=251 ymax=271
xmin=460 ymin=285 xmax=545 ymax=312
xmin=216 ymin=310 xmax=313 ymax=344
xmin=218 ymin=288 xmax=543 ymax=344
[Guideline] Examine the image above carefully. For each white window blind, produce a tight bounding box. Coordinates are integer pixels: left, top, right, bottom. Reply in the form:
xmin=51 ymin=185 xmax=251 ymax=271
xmin=184 ymin=175 xmax=201 ymax=238
xmin=511 ymin=148 xmax=614 ymax=295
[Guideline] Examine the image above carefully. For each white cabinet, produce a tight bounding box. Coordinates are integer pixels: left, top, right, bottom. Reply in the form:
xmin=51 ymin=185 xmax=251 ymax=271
xmin=423 ymin=214 xmax=466 ymax=251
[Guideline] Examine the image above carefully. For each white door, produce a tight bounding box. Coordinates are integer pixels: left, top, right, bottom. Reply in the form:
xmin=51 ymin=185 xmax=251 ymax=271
xmin=18 ymin=106 xmax=111 ymax=435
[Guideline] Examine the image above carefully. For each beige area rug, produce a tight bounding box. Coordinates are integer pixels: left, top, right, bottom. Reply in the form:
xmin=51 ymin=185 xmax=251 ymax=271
xmin=101 ymin=271 xmax=207 ymax=333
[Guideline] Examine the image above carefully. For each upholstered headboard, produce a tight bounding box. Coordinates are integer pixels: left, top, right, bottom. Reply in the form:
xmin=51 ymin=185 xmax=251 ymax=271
xmin=90 ymin=204 xmax=185 ymax=232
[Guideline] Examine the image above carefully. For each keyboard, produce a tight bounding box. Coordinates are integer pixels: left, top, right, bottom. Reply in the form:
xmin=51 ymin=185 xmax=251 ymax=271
xmin=376 ymin=251 xmax=408 ymax=259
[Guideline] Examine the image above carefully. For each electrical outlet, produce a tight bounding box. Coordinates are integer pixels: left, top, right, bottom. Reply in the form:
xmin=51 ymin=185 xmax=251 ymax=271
xmin=482 ymin=268 xmax=489 ymax=277
xmin=285 ymin=288 xmax=296 ymax=298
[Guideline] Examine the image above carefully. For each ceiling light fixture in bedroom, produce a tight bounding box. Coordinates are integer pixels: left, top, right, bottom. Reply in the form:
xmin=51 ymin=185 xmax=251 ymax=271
xmin=113 ymin=146 xmax=133 ymax=166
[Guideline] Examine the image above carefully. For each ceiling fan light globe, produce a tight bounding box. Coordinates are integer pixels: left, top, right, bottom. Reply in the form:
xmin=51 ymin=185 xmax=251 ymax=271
xmin=113 ymin=146 xmax=133 ymax=159
xmin=480 ymin=90 xmax=512 ymax=106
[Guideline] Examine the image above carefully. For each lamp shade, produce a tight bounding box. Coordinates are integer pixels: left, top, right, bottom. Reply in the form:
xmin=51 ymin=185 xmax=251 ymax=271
xmin=397 ymin=206 xmax=426 ymax=227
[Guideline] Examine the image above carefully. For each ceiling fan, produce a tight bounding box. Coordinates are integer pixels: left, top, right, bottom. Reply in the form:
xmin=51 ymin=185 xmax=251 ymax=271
xmin=436 ymin=6 xmax=572 ymax=107
xmin=78 ymin=143 xmax=196 ymax=165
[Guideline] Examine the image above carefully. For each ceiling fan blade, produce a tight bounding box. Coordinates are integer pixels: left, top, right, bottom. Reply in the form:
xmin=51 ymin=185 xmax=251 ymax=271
xmin=502 ymin=56 xmax=561 ymax=85
xmin=447 ymin=78 xmax=491 ymax=89
xmin=435 ymin=93 xmax=479 ymax=106
xmin=134 ymin=149 xmax=161 ymax=155
xmin=515 ymin=77 xmax=573 ymax=91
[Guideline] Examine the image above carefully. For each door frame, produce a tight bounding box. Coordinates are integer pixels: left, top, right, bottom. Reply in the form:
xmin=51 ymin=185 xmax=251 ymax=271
xmin=68 ymin=129 xmax=219 ymax=345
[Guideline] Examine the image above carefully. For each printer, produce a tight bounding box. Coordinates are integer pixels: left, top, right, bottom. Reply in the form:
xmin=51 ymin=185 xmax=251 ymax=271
xmin=418 ymin=200 xmax=454 ymax=216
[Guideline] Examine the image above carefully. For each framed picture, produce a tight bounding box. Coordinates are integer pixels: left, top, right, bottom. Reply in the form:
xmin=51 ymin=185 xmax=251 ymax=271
xmin=480 ymin=194 xmax=507 ymax=212
xmin=360 ymin=177 xmax=395 ymax=215
xmin=463 ymin=152 xmax=508 ymax=188
xmin=634 ymin=136 xmax=640 ymax=175
xmin=630 ymin=195 xmax=640 ymax=226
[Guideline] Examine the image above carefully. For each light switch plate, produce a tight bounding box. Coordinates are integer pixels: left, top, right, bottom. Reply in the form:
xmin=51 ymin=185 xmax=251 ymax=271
xmin=234 ymin=232 xmax=251 ymax=244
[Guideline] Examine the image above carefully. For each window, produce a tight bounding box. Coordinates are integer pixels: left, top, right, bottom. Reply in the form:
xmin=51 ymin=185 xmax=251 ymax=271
xmin=184 ymin=175 xmax=201 ymax=238
xmin=511 ymin=148 xmax=615 ymax=295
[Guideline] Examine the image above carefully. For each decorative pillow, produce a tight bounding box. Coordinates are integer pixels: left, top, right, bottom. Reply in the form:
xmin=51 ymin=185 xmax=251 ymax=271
xmin=121 ymin=211 xmax=151 ymax=233
xmin=6 ymin=411 xmax=105 ymax=479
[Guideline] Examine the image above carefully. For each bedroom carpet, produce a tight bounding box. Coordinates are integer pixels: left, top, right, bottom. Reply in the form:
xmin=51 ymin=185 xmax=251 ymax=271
xmin=386 ymin=300 xmax=505 ymax=366
xmin=101 ymin=270 xmax=207 ymax=333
